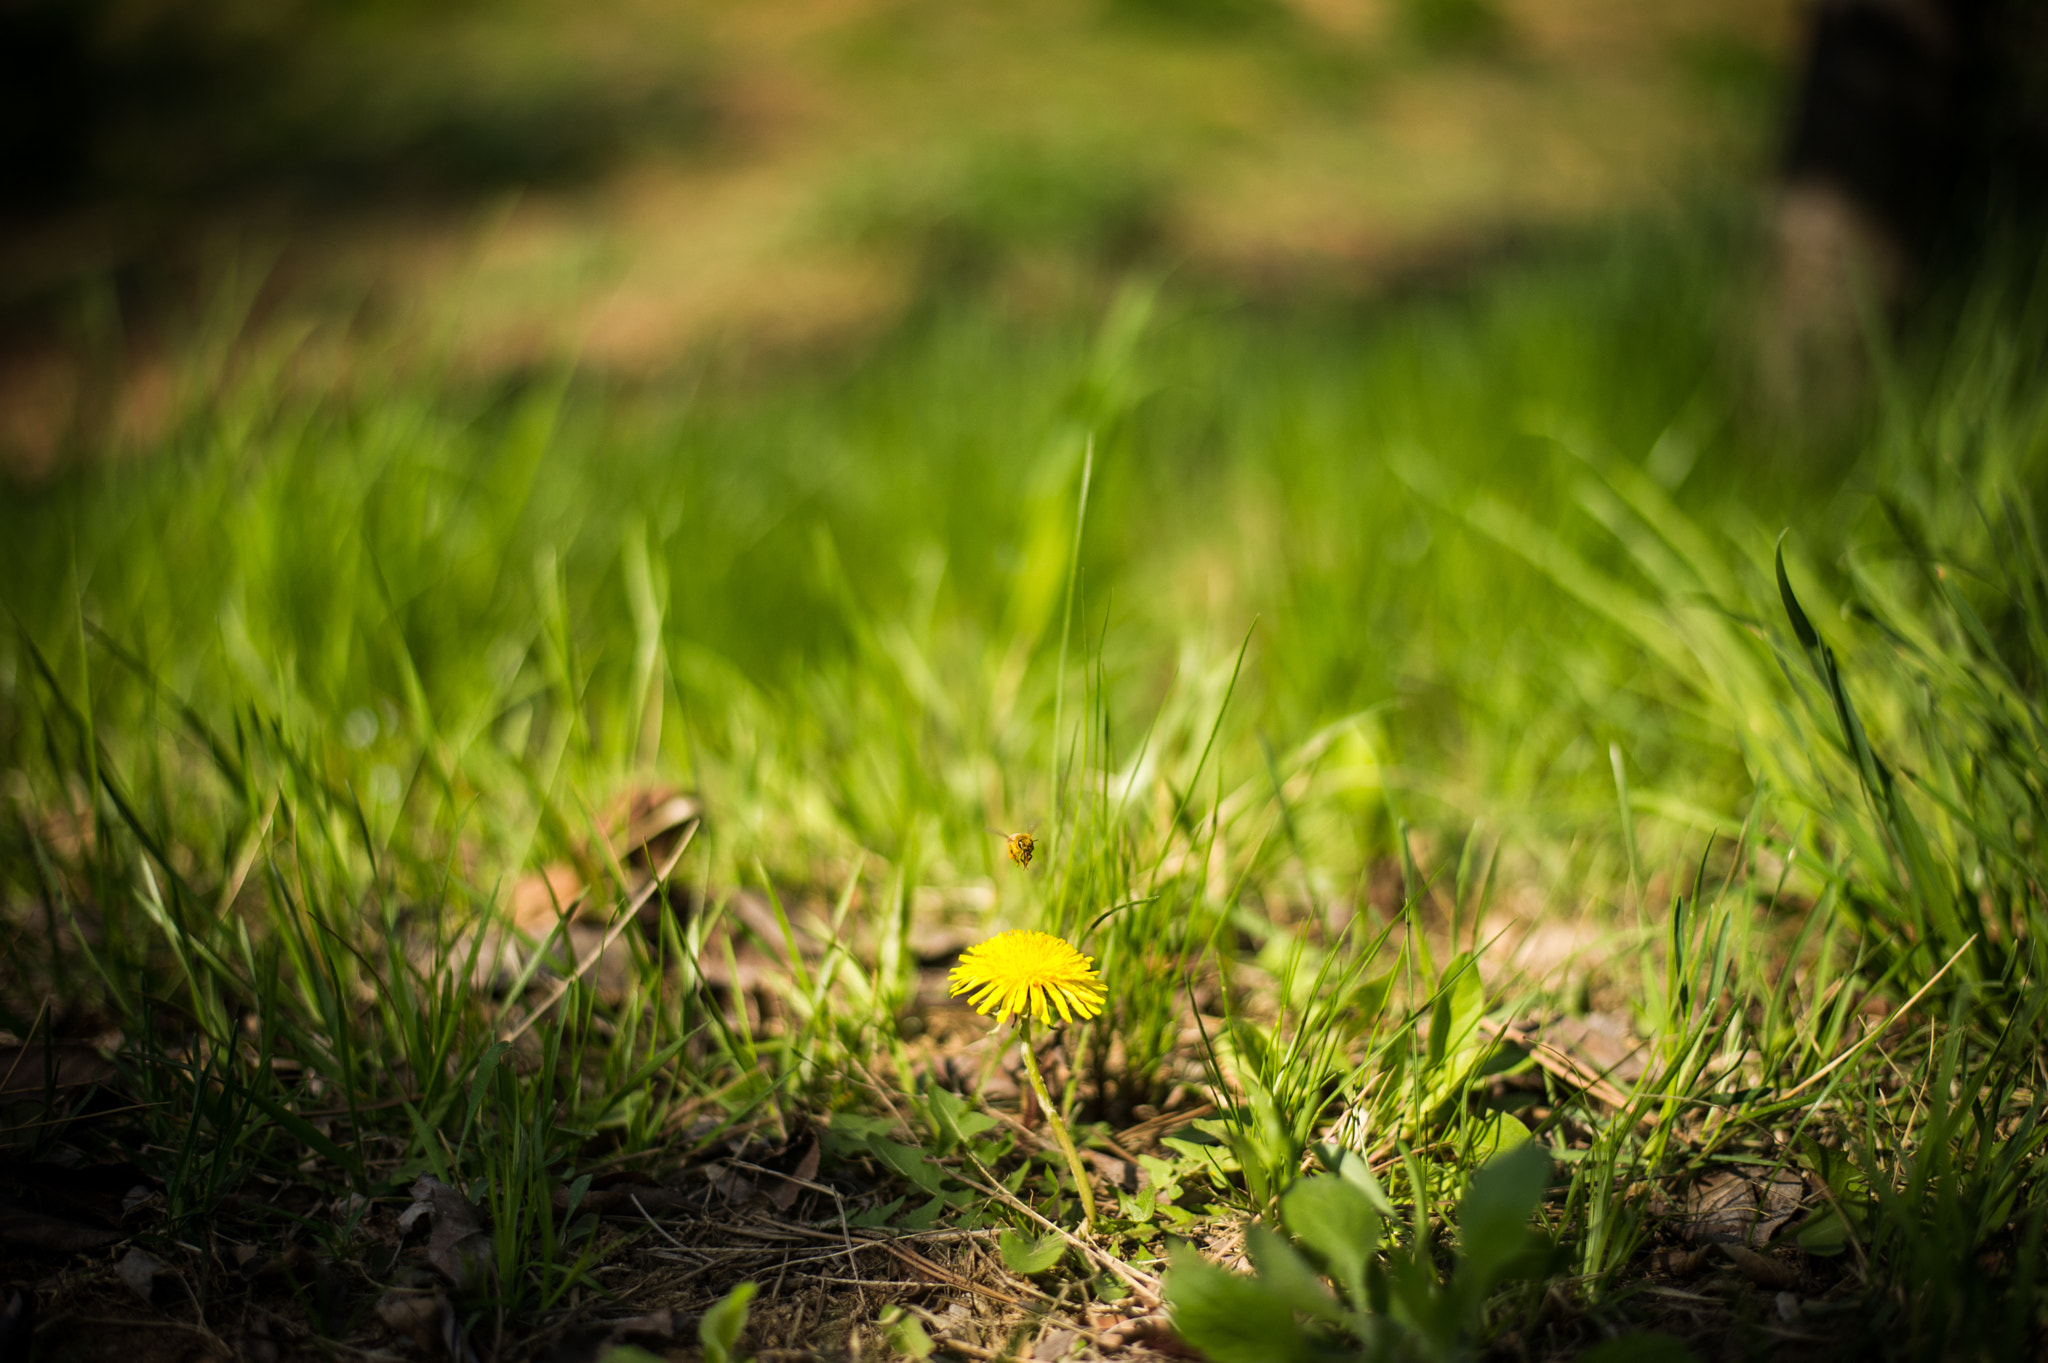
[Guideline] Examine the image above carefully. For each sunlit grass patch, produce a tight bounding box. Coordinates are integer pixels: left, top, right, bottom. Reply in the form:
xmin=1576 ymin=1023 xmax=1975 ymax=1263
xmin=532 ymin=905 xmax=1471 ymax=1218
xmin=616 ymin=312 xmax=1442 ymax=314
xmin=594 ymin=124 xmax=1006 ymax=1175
xmin=5 ymin=235 xmax=2048 ymax=1360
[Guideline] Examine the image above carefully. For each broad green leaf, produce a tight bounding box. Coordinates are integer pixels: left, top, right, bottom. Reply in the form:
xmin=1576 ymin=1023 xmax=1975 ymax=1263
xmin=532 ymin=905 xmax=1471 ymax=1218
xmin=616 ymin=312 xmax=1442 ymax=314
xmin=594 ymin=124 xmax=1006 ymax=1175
xmin=845 ymin=1195 xmax=905 ymax=1228
xmin=899 ymin=1194 xmax=947 ymax=1230
xmin=1244 ymin=1223 xmax=1346 ymax=1322
xmin=998 ymin=1228 xmax=1067 ymax=1276
xmin=563 ymin=1172 xmax=593 ymax=1221
xmin=827 ymin=1111 xmax=895 ymax=1141
xmin=1469 ymin=1111 xmax=1532 ymax=1163
xmin=869 ymin=1137 xmax=944 ymax=1193
xmin=1350 ymin=971 xmax=1396 ymax=1025
xmin=923 ymin=1086 xmax=998 ymax=1154
xmin=879 ymin=1306 xmax=934 ymax=1360
xmin=1456 ymin=1142 xmax=1550 ymax=1288
xmin=1795 ymin=1206 xmax=1852 ymax=1256
xmin=1427 ymin=954 xmax=1486 ymax=1070
xmin=1165 ymin=1242 xmax=1314 ymax=1363
xmin=699 ymin=1281 xmax=756 ymax=1363
xmin=1334 ymin=1150 xmax=1397 ymax=1217
xmin=1138 ymin=1153 xmax=1184 ymax=1191
xmin=1280 ymin=1173 xmax=1382 ymax=1304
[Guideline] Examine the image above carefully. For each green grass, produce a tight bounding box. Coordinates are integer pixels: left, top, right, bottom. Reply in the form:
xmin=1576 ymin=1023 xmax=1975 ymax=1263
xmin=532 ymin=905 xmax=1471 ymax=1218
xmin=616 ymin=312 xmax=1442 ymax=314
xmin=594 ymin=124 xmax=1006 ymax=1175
xmin=6 ymin=224 xmax=2048 ymax=1360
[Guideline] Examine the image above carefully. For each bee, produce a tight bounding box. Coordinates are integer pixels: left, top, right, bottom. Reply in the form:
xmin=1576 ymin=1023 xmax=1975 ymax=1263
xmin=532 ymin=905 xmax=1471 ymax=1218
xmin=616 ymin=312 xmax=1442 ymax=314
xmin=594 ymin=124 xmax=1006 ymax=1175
xmin=994 ymin=829 xmax=1037 ymax=866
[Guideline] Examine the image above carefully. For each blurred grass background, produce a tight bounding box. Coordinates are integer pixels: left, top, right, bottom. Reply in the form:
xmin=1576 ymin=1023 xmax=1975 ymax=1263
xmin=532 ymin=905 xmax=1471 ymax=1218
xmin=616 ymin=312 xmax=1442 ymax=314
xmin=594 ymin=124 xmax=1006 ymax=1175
xmin=0 ymin=0 xmax=1826 ymax=884
xmin=0 ymin=0 xmax=1923 ymax=1006
xmin=0 ymin=0 xmax=1792 ymax=461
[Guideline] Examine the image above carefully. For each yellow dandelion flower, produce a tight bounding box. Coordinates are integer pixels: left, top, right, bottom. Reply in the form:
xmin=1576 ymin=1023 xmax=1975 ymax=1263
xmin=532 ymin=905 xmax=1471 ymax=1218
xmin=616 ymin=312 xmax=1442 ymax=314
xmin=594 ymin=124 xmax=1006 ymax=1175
xmin=948 ymin=929 xmax=1105 ymax=1025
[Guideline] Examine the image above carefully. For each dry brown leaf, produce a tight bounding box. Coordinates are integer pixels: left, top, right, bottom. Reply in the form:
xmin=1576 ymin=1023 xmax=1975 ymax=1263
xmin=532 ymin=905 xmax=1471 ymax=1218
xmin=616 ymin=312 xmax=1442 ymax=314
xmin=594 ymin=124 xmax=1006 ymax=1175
xmin=771 ymin=1137 xmax=822 ymax=1213
xmin=1753 ymin=1168 xmax=1808 ymax=1245
xmin=615 ymin=789 xmax=701 ymax=860
xmin=1718 ymin=1242 xmax=1802 ymax=1290
xmin=1672 ymin=1167 xmax=1809 ymax=1248
xmin=536 ymin=1308 xmax=677 ymax=1363
xmin=1031 ymin=1325 xmax=1078 ymax=1359
xmin=421 ymin=787 xmax=702 ymax=999
xmin=117 ymin=1246 xmax=167 ymax=1305
xmin=1543 ymin=1013 xmax=1650 ymax=1086
xmin=1648 ymin=1245 xmax=1709 ymax=1277
xmin=510 ymin=864 xmax=588 ymax=936
xmin=376 ymin=1289 xmax=482 ymax=1363
xmin=238 ymin=1316 xmax=280 ymax=1363
xmin=1081 ymin=1149 xmax=1140 ymax=1192
xmin=1098 ymin=1313 xmax=1200 ymax=1356
xmin=703 ymin=1163 xmax=755 ymax=1205
xmin=406 ymin=1176 xmax=494 ymax=1292
xmin=233 ymin=1243 xmax=312 ymax=1283
xmin=1676 ymin=1170 xmax=1758 ymax=1245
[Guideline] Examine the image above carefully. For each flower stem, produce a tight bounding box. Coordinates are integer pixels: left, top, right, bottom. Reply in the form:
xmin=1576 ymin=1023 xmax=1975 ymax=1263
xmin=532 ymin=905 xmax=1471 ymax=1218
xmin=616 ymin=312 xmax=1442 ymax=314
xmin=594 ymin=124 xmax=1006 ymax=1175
xmin=1018 ymin=1019 xmax=1096 ymax=1234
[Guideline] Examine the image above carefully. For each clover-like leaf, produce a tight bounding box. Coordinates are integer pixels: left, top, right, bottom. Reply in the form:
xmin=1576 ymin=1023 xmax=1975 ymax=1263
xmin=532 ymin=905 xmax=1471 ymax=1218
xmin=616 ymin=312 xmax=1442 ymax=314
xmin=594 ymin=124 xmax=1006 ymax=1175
xmin=997 ymin=1228 xmax=1066 ymax=1276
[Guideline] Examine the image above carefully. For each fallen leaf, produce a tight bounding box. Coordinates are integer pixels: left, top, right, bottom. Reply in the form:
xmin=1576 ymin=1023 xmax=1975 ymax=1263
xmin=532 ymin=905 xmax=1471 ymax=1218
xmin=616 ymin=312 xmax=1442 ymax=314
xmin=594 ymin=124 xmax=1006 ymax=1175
xmin=907 ymin=922 xmax=984 ymax=964
xmin=1648 ymin=1245 xmax=1709 ymax=1277
xmin=615 ymin=789 xmax=701 ymax=865
xmin=1718 ymin=1242 xmax=1801 ymax=1290
xmin=239 ymin=1316 xmax=280 ymax=1363
xmin=406 ymin=1177 xmax=494 ymax=1292
xmin=1672 ymin=1168 xmax=1809 ymax=1248
xmin=511 ymin=863 xmax=589 ymax=936
xmin=612 ymin=1309 xmax=675 ymax=1339
xmin=1032 ymin=1325 xmax=1078 ymax=1359
xmin=771 ymin=1137 xmax=821 ymax=1213
xmin=535 ymin=1308 xmax=676 ymax=1363
xmin=377 ymin=1289 xmax=442 ymax=1338
xmin=118 ymin=1246 xmax=168 ymax=1305
xmin=1084 ymin=1307 xmax=1129 ymax=1333
xmin=1100 ymin=1313 xmax=1197 ymax=1354
xmin=1543 ymin=1013 xmax=1650 ymax=1085
xmin=702 ymin=1163 xmax=755 ymax=1205
xmin=1675 ymin=1171 xmax=1758 ymax=1245
xmin=234 ymin=1244 xmax=312 ymax=1283
xmin=1080 ymin=1149 xmax=1139 ymax=1192
xmin=422 ymin=788 xmax=702 ymax=1002
xmin=1753 ymin=1168 xmax=1808 ymax=1245
xmin=377 ymin=1289 xmax=482 ymax=1363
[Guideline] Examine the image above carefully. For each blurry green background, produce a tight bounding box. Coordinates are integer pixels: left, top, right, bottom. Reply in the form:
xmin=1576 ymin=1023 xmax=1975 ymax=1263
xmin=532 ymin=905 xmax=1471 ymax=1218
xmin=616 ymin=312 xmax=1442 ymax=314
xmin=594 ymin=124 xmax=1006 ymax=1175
xmin=0 ymin=0 xmax=1851 ymax=905
xmin=0 ymin=0 xmax=1792 ymax=466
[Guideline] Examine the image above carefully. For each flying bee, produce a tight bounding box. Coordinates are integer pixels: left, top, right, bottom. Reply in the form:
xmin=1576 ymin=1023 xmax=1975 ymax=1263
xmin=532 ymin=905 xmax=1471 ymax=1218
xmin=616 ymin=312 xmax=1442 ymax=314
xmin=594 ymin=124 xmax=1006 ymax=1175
xmin=992 ymin=828 xmax=1037 ymax=867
